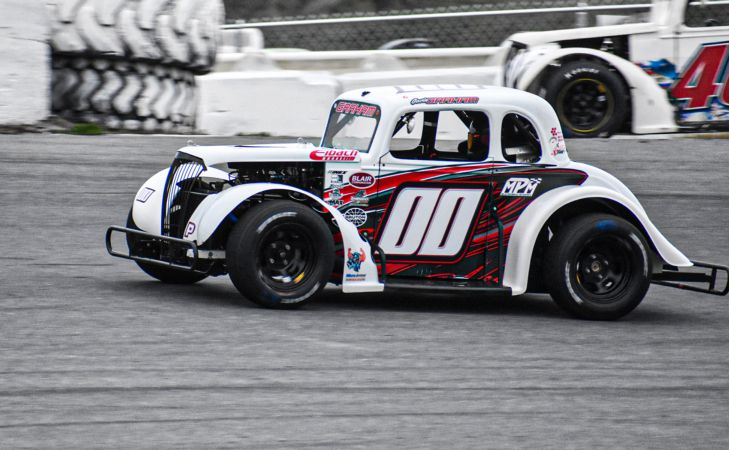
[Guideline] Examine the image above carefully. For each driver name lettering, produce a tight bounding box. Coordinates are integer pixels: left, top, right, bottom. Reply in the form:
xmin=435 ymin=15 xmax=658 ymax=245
xmin=410 ymin=96 xmax=479 ymax=105
xmin=335 ymin=102 xmax=377 ymax=117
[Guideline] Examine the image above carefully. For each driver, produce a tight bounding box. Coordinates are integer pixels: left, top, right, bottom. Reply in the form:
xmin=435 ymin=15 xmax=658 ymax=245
xmin=458 ymin=121 xmax=489 ymax=160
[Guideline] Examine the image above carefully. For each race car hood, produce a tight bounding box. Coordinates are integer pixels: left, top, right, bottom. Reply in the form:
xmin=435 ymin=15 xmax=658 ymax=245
xmin=177 ymin=142 xmax=362 ymax=167
xmin=508 ymin=22 xmax=656 ymax=48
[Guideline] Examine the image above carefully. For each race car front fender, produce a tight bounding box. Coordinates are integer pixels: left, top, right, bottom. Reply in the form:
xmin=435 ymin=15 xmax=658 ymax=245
xmin=184 ymin=183 xmax=384 ymax=293
xmin=513 ymin=47 xmax=678 ymax=135
xmin=503 ymin=185 xmax=691 ymax=296
xmin=130 ymin=166 xmax=230 ymax=234
xmin=131 ymin=168 xmax=169 ymax=234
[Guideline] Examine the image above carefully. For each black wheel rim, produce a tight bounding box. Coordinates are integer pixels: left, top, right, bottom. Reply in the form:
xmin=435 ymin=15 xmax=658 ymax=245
xmin=556 ymin=78 xmax=614 ymax=134
xmin=257 ymin=222 xmax=316 ymax=292
xmin=573 ymin=235 xmax=632 ymax=303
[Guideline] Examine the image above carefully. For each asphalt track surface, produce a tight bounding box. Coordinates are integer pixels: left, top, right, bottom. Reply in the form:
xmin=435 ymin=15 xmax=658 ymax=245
xmin=1 ymin=134 xmax=728 ymax=448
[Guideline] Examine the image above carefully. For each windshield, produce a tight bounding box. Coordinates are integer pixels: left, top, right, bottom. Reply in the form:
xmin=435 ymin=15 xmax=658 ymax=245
xmin=321 ymin=101 xmax=381 ymax=153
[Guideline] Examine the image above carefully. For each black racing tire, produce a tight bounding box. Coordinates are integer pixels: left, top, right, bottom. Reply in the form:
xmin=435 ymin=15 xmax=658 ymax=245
xmin=51 ymin=58 xmax=198 ymax=132
xmin=226 ymin=201 xmax=335 ymax=309
xmin=543 ymin=214 xmax=652 ymax=320
xmin=48 ymin=0 xmax=224 ymax=132
xmin=540 ymin=60 xmax=629 ymax=138
xmin=126 ymin=210 xmax=207 ymax=284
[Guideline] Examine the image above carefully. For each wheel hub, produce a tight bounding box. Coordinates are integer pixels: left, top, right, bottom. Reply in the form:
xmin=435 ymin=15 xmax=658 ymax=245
xmin=558 ymin=78 xmax=613 ymax=133
xmin=257 ymin=224 xmax=314 ymax=290
xmin=264 ymin=241 xmax=296 ymax=268
xmin=575 ymin=240 xmax=631 ymax=299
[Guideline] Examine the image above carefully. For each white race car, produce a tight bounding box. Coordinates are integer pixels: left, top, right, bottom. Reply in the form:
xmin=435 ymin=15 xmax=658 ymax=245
xmin=502 ymin=0 xmax=729 ymax=136
xmin=107 ymin=85 xmax=727 ymax=319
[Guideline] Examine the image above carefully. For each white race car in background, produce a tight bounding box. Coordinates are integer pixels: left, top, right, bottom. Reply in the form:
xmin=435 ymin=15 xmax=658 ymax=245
xmin=502 ymin=0 xmax=729 ymax=136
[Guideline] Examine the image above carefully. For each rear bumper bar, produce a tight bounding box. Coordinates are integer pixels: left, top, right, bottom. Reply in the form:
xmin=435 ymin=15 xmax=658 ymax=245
xmin=105 ymin=226 xmax=201 ymax=272
xmin=652 ymin=260 xmax=729 ymax=296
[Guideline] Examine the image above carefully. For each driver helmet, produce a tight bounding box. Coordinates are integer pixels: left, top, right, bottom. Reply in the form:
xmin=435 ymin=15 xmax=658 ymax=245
xmin=467 ymin=122 xmax=489 ymax=151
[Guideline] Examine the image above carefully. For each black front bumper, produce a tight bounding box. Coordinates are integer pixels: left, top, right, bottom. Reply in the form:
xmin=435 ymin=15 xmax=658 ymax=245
xmin=106 ymin=226 xmax=202 ymax=272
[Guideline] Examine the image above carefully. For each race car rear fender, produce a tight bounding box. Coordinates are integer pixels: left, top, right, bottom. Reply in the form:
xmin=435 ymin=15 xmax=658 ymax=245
xmin=184 ymin=183 xmax=384 ymax=293
xmin=514 ymin=47 xmax=678 ymax=134
xmin=503 ymin=185 xmax=691 ymax=296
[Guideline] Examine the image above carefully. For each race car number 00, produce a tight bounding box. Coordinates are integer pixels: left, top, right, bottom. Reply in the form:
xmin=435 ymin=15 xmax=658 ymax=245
xmin=672 ymin=42 xmax=729 ymax=109
xmin=378 ymin=187 xmax=484 ymax=257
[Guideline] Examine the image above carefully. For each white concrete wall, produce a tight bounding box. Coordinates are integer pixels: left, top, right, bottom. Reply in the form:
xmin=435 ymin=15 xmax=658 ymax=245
xmin=197 ymin=71 xmax=340 ymax=137
xmin=0 ymin=1 xmax=50 ymax=125
xmin=197 ymin=47 xmax=503 ymax=136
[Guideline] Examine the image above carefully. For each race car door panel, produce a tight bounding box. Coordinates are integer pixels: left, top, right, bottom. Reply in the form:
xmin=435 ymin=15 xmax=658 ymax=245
xmin=373 ymin=155 xmax=495 ymax=282
xmin=373 ymin=108 xmax=496 ymax=281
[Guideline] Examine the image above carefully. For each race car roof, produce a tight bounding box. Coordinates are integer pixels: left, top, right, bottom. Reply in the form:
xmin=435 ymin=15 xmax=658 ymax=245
xmin=337 ymin=85 xmax=546 ymax=111
xmin=334 ymin=85 xmax=570 ymax=165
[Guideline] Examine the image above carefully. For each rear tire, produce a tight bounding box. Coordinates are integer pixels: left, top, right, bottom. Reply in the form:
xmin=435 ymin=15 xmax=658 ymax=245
xmin=226 ymin=201 xmax=335 ymax=309
xmin=543 ymin=214 xmax=652 ymax=320
xmin=126 ymin=210 xmax=207 ymax=284
xmin=540 ymin=60 xmax=629 ymax=138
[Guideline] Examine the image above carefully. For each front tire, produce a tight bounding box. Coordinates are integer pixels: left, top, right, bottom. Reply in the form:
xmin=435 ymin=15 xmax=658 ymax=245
xmin=540 ymin=60 xmax=629 ymax=138
xmin=544 ymin=214 xmax=652 ymax=320
xmin=226 ymin=201 xmax=335 ymax=309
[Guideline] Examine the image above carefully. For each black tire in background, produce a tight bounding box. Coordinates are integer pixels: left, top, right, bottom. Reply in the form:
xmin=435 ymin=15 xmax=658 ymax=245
xmin=543 ymin=214 xmax=652 ymax=320
xmin=126 ymin=210 xmax=208 ymax=284
xmin=539 ymin=60 xmax=629 ymax=138
xmin=226 ymin=201 xmax=335 ymax=309
xmin=48 ymin=0 xmax=224 ymax=132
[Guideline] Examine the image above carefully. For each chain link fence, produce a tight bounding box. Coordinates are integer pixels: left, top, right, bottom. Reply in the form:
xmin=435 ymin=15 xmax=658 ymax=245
xmin=223 ymin=0 xmax=651 ymax=50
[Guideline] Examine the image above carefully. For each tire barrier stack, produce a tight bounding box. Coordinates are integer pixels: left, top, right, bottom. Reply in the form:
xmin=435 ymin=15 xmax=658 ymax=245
xmin=49 ymin=0 xmax=224 ymax=132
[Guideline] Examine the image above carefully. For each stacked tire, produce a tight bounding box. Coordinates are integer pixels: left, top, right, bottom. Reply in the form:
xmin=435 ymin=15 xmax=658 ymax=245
xmin=48 ymin=0 xmax=224 ymax=132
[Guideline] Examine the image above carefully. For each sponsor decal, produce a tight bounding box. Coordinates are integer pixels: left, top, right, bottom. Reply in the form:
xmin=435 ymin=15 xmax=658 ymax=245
xmin=329 ymin=188 xmax=342 ymax=200
xmin=335 ymin=101 xmax=378 ymax=117
xmin=549 ymin=127 xmax=566 ymax=156
xmin=410 ymin=96 xmax=479 ymax=106
xmin=328 ymin=170 xmax=346 ymax=188
xmin=350 ymin=190 xmax=369 ymax=206
xmin=184 ymin=221 xmax=196 ymax=238
xmin=135 ymin=187 xmax=155 ymax=203
xmin=310 ymin=149 xmax=358 ymax=161
xmin=501 ymin=177 xmax=542 ymax=197
xmin=639 ymin=58 xmax=678 ymax=89
xmin=343 ymin=207 xmax=368 ymax=227
xmin=346 ymin=247 xmax=367 ymax=272
xmin=349 ymin=172 xmax=375 ymax=189
xmin=345 ymin=273 xmax=367 ymax=282
xmin=327 ymin=188 xmax=344 ymax=208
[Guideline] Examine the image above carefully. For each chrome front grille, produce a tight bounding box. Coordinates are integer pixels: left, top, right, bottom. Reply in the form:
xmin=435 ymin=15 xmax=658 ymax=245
xmin=161 ymin=152 xmax=205 ymax=238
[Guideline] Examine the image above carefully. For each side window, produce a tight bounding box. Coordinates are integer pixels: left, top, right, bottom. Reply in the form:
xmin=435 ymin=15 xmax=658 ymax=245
xmin=501 ymin=113 xmax=541 ymax=163
xmin=389 ymin=110 xmax=490 ymax=162
xmin=390 ymin=112 xmax=423 ymax=151
xmin=685 ymin=0 xmax=729 ymax=28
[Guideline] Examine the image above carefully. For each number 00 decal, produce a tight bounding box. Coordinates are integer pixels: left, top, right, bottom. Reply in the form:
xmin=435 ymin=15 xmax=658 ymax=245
xmin=377 ymin=186 xmax=485 ymax=259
